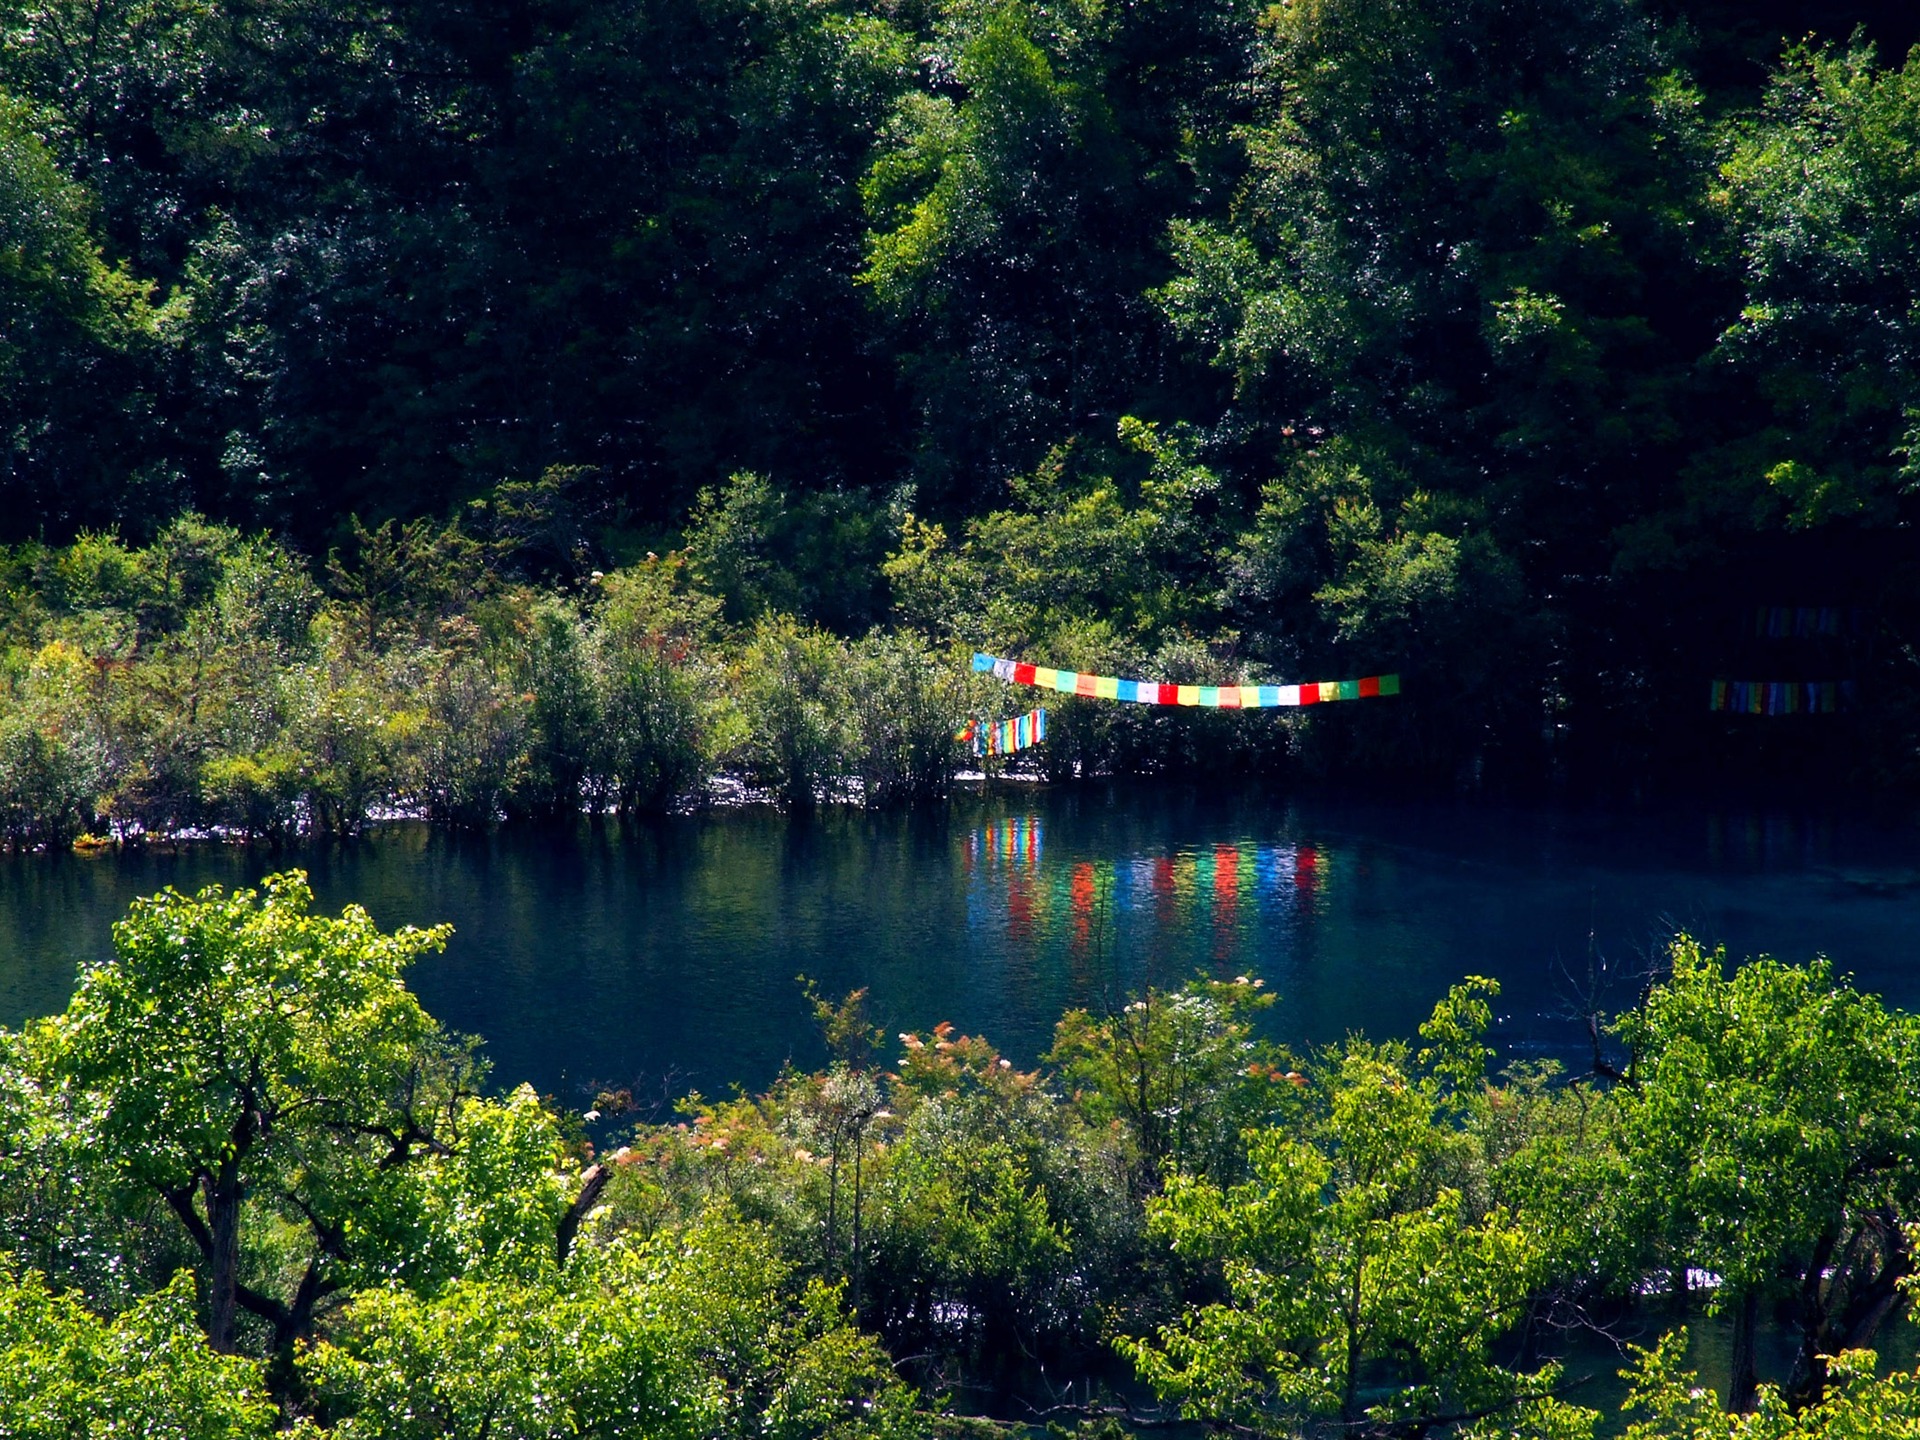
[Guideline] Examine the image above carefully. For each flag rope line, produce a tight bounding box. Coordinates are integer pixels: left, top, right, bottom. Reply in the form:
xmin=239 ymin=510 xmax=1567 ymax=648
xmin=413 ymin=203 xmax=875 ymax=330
xmin=971 ymin=653 xmax=1400 ymax=708
xmin=1709 ymin=679 xmax=1851 ymax=715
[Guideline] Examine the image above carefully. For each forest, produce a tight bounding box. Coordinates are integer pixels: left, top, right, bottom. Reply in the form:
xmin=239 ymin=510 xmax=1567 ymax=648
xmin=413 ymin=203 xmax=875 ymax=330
xmin=1 ymin=0 xmax=1919 ymax=830
xmin=5 ymin=874 xmax=1920 ymax=1437
xmin=6 ymin=0 xmax=1920 ymax=1433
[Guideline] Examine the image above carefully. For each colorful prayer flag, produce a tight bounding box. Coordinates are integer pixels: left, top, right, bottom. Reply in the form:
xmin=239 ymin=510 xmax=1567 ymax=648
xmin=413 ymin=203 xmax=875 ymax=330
xmin=1709 ymin=678 xmax=1849 ymax=715
xmin=967 ymin=705 xmax=1050 ymax=758
xmin=970 ymin=654 xmax=1400 ymax=708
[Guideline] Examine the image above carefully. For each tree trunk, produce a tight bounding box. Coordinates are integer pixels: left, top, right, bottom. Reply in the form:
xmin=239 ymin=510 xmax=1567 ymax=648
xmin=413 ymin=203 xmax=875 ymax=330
xmin=1785 ymin=1228 xmax=1840 ymax=1411
xmin=851 ymin=1127 xmax=865 ymax=1312
xmin=826 ymin=1143 xmax=840 ymax=1264
xmin=556 ymin=1163 xmax=609 ymax=1266
xmin=1786 ymin=1340 xmax=1830 ymax=1415
xmin=1787 ymin=1215 xmax=1913 ymax=1411
xmin=1728 ymin=1288 xmax=1760 ymax=1414
xmin=1838 ymin=1213 xmax=1911 ymax=1355
xmin=205 ymin=1168 xmax=244 ymax=1352
xmin=1342 ymin=1253 xmax=1365 ymax=1424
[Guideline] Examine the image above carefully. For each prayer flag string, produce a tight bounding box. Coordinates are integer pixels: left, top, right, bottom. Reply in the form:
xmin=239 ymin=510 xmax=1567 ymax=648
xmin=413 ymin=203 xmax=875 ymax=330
xmin=1709 ymin=679 xmax=1852 ymax=716
xmin=970 ymin=653 xmax=1400 ymax=707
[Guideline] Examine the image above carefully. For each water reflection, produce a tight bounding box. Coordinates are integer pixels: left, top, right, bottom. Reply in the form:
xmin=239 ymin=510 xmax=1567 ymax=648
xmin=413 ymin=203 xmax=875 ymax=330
xmin=961 ymin=816 xmax=1336 ymax=990
xmin=0 ymin=792 xmax=1915 ymax=1103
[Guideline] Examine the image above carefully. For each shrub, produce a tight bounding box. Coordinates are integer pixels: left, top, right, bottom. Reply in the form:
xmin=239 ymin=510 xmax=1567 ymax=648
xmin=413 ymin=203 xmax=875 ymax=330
xmin=734 ymin=616 xmax=853 ymax=809
xmin=402 ymin=639 xmax=531 ymax=826
xmin=585 ymin=561 xmax=722 ymax=815
xmin=199 ymin=750 xmax=305 ymax=841
xmin=516 ymin=601 xmax=597 ymax=820
xmin=0 ymin=712 xmax=106 ymax=848
xmin=844 ymin=630 xmax=965 ymax=806
xmin=590 ymin=632 xmax=709 ymax=815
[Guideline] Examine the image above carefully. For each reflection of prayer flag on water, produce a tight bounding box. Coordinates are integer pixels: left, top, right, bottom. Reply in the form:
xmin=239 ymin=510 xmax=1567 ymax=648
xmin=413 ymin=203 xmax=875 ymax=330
xmin=1709 ymin=679 xmax=1848 ymax=715
xmin=1755 ymin=606 xmax=1856 ymax=639
xmin=971 ymin=654 xmax=1400 ymax=707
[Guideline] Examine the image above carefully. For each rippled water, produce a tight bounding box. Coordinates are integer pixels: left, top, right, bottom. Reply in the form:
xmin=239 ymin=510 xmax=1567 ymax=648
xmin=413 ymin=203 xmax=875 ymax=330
xmin=2 ymin=786 xmax=1918 ymax=1102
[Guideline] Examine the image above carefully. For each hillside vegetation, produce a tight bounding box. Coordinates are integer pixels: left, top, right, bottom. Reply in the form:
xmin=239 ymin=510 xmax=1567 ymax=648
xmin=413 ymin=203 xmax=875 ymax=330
xmin=3 ymin=0 xmax=1920 ymax=807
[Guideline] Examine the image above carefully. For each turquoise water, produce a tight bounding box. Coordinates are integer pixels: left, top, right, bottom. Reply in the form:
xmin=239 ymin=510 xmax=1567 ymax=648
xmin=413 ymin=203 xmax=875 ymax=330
xmin=2 ymin=788 xmax=1918 ymax=1104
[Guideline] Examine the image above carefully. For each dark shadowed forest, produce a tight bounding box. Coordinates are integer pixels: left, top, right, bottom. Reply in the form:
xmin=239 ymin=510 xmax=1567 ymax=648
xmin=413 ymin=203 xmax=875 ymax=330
xmin=3 ymin=0 xmax=1920 ymax=837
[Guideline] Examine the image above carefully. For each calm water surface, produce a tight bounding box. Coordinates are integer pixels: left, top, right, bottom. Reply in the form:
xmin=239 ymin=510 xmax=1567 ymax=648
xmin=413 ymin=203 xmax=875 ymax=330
xmin=2 ymin=787 xmax=1919 ymax=1102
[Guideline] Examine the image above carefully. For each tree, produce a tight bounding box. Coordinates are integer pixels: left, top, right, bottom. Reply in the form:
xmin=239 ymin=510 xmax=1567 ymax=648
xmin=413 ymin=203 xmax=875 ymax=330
xmin=1612 ymin=938 xmax=1920 ymax=1412
xmin=1121 ymin=980 xmax=1567 ymax=1438
xmin=863 ymin=1025 xmax=1081 ymax=1380
xmin=1049 ymin=973 xmax=1287 ymax=1191
xmin=0 ymin=1265 xmax=275 ymax=1440
xmin=1711 ymin=41 xmax=1920 ymax=532
xmin=302 ymin=1215 xmax=921 ymax=1440
xmin=859 ymin=0 xmax=1158 ymax=502
xmin=1621 ymin=1329 xmax=1920 ymax=1439
xmin=0 ymin=91 xmax=169 ymax=531
xmin=1151 ymin=0 xmax=1715 ymax=777
xmin=28 ymin=871 xmax=622 ymax=1408
xmin=40 ymin=874 xmax=459 ymax=1359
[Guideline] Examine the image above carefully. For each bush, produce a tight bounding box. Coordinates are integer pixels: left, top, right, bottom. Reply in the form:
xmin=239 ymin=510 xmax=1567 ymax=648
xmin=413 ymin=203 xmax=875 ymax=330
xmin=0 ymin=1267 xmax=275 ymax=1439
xmin=0 ymin=712 xmax=105 ymax=848
xmin=199 ymin=750 xmax=305 ymax=841
xmin=734 ymin=616 xmax=854 ymax=810
xmin=516 ymin=601 xmax=597 ymax=820
xmin=0 ymin=642 xmax=110 ymax=848
xmin=844 ymin=630 xmax=966 ymax=806
xmin=276 ymin=644 xmax=403 ymax=836
xmin=401 ymin=637 xmax=531 ymax=826
xmin=590 ymin=634 xmax=710 ymax=815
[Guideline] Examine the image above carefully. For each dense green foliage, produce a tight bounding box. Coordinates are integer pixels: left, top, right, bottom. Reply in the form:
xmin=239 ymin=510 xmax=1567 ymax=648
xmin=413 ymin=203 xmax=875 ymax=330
xmin=0 ymin=512 xmax=996 ymax=840
xmin=0 ymin=0 xmax=1916 ymax=794
xmin=0 ymin=875 xmax=922 ymax=1437
xmin=4 ymin=876 xmax=1920 ymax=1434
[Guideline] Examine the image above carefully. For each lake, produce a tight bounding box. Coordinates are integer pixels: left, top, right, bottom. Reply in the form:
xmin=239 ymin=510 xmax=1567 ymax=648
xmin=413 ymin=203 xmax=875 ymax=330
xmin=3 ymin=785 xmax=1919 ymax=1107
